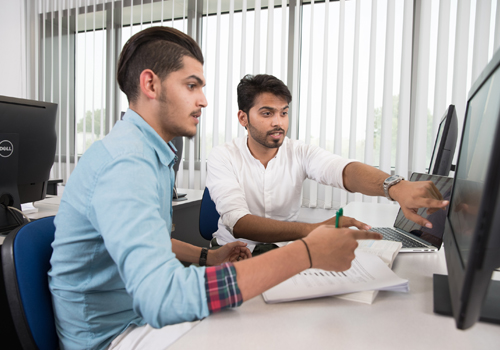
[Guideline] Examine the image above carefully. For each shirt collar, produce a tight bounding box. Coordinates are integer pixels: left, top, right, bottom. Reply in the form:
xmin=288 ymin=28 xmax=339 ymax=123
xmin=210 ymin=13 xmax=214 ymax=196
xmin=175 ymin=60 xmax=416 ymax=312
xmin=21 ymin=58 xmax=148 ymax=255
xmin=122 ymin=109 xmax=178 ymax=168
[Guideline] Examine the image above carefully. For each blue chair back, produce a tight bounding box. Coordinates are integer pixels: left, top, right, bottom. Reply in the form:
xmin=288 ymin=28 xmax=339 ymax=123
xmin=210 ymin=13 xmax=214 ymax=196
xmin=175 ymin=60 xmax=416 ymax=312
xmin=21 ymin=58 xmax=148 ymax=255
xmin=1 ymin=216 xmax=58 ymax=350
xmin=199 ymin=188 xmax=220 ymax=240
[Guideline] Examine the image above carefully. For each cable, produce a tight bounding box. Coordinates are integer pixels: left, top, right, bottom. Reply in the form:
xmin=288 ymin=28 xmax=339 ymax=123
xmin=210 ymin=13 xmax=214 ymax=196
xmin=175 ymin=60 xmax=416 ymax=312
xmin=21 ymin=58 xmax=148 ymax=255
xmin=7 ymin=206 xmax=31 ymax=224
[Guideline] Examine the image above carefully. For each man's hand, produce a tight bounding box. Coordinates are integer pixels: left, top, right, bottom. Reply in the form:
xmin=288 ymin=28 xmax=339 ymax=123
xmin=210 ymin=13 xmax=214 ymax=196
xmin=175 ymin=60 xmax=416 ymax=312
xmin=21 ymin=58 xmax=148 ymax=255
xmin=207 ymin=241 xmax=252 ymax=266
xmin=320 ymin=215 xmax=371 ymax=231
xmin=303 ymin=225 xmax=382 ymax=271
xmin=389 ymin=180 xmax=449 ymax=228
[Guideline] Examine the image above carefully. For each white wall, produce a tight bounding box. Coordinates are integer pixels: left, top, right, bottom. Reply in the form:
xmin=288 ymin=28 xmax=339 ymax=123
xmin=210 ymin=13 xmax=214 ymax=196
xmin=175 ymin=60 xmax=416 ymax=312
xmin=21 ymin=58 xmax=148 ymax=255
xmin=0 ymin=0 xmax=25 ymax=98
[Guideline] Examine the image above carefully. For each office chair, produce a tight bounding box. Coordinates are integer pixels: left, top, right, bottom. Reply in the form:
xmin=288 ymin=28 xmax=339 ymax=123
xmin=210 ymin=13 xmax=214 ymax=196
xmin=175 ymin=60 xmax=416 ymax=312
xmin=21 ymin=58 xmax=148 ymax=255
xmin=199 ymin=187 xmax=220 ymax=241
xmin=1 ymin=216 xmax=59 ymax=350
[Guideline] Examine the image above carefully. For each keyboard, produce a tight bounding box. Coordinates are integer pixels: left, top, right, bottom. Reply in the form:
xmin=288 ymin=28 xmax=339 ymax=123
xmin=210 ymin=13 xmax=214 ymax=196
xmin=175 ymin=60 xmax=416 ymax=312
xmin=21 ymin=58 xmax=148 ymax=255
xmin=370 ymin=227 xmax=428 ymax=249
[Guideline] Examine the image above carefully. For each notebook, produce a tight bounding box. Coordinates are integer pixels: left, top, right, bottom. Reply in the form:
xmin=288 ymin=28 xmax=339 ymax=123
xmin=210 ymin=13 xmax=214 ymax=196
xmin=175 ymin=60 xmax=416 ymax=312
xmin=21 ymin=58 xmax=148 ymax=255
xmin=370 ymin=172 xmax=453 ymax=252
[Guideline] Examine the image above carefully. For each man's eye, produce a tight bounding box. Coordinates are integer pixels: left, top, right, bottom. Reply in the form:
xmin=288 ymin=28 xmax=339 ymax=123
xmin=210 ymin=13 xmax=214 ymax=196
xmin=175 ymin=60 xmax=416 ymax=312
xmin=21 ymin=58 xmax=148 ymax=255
xmin=188 ymin=84 xmax=195 ymax=90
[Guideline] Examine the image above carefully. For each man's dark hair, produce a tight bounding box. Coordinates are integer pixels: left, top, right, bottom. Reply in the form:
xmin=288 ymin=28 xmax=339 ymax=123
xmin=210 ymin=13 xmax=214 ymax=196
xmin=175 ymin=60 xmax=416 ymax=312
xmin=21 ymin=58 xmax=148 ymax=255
xmin=237 ymin=74 xmax=292 ymax=115
xmin=117 ymin=26 xmax=204 ymax=103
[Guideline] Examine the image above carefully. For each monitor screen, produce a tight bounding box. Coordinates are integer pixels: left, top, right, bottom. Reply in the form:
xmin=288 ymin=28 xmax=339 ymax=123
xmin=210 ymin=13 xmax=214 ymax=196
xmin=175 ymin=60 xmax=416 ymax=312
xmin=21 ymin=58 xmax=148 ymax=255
xmin=428 ymin=105 xmax=458 ymax=176
xmin=0 ymin=95 xmax=57 ymax=234
xmin=435 ymin=50 xmax=500 ymax=329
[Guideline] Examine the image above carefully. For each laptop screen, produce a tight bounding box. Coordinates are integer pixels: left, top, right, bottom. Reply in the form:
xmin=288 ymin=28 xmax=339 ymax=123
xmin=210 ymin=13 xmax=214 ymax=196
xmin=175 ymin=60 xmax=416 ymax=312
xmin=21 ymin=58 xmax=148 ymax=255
xmin=393 ymin=173 xmax=454 ymax=248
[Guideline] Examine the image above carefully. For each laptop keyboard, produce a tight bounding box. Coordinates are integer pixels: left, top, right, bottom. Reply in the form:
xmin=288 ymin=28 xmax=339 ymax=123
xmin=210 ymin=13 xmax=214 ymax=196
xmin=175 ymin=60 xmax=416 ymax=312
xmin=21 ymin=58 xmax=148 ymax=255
xmin=370 ymin=227 xmax=428 ymax=249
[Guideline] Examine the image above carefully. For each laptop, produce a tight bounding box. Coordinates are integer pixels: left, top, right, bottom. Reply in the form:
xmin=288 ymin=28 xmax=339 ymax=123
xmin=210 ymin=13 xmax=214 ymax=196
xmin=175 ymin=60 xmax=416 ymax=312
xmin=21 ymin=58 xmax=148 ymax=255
xmin=370 ymin=172 xmax=454 ymax=252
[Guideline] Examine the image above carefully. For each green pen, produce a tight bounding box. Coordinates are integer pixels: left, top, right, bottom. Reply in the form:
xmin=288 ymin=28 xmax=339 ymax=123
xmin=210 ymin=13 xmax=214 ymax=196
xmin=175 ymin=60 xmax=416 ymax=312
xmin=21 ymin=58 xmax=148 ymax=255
xmin=335 ymin=207 xmax=343 ymax=228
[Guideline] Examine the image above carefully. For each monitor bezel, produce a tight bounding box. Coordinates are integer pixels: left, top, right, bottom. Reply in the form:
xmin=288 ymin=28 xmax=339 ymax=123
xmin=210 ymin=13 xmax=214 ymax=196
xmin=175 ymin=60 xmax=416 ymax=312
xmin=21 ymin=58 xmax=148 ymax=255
xmin=443 ymin=48 xmax=500 ymax=330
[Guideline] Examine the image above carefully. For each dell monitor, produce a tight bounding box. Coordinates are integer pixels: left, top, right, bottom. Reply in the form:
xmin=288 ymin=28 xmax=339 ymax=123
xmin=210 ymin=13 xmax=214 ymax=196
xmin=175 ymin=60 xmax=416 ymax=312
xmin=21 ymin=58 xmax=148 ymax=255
xmin=0 ymin=96 xmax=57 ymax=234
xmin=433 ymin=50 xmax=500 ymax=329
xmin=428 ymin=104 xmax=458 ymax=176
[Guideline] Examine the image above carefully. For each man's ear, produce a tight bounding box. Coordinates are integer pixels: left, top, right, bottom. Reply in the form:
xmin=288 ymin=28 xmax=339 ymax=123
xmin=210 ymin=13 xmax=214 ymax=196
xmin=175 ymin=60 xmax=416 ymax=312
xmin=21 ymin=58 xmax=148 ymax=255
xmin=139 ymin=69 xmax=159 ymax=100
xmin=238 ymin=110 xmax=248 ymax=128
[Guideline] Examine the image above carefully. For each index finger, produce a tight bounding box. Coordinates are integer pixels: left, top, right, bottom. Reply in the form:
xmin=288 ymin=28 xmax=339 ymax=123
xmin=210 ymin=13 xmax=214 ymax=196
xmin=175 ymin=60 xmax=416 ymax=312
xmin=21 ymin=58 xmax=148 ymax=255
xmin=352 ymin=230 xmax=383 ymax=241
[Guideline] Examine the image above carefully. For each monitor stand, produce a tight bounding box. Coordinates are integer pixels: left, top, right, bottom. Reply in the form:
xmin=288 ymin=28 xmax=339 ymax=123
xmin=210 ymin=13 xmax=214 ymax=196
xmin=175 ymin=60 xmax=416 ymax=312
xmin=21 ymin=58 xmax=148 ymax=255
xmin=433 ymin=274 xmax=500 ymax=325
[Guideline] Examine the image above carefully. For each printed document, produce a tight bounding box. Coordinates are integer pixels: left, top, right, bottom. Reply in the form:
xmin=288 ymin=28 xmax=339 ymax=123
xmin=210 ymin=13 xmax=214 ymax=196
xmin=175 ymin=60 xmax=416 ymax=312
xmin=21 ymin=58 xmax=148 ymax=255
xmin=262 ymin=251 xmax=408 ymax=304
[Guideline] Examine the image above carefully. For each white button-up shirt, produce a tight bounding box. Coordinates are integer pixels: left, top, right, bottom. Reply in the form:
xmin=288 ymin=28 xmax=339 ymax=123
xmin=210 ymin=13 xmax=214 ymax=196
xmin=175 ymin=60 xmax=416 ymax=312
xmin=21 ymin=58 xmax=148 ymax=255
xmin=206 ymin=136 xmax=356 ymax=252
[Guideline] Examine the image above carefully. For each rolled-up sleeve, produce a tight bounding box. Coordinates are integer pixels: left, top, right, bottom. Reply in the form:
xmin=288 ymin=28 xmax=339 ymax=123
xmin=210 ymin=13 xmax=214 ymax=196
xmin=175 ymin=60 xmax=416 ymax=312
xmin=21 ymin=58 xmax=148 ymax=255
xmin=205 ymin=263 xmax=242 ymax=313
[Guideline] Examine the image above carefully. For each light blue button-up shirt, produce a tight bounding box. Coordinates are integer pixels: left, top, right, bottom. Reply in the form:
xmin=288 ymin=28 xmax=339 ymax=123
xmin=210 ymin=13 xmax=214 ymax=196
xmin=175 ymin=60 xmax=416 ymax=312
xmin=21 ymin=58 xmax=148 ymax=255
xmin=48 ymin=110 xmax=209 ymax=350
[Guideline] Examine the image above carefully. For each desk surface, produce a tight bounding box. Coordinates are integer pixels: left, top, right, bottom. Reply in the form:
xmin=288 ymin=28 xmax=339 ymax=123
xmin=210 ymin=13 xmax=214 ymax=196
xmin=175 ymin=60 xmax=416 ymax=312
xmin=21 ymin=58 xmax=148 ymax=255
xmin=169 ymin=202 xmax=500 ymax=350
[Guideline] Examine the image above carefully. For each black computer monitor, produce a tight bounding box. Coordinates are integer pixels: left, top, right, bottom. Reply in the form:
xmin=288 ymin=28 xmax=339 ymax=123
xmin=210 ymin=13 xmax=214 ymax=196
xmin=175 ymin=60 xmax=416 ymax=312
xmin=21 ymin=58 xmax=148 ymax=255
xmin=0 ymin=96 xmax=57 ymax=234
xmin=433 ymin=50 xmax=500 ymax=329
xmin=428 ymin=104 xmax=458 ymax=176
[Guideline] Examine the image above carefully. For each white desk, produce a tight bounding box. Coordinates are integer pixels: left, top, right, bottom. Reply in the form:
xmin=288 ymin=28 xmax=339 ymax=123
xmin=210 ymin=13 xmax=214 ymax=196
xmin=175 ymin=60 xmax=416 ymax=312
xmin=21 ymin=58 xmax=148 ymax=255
xmin=169 ymin=202 xmax=500 ymax=350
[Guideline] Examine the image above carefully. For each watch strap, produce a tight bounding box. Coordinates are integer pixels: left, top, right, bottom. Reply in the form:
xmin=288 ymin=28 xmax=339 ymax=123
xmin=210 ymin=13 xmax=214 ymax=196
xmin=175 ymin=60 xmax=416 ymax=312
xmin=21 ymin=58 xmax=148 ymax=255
xmin=199 ymin=247 xmax=208 ymax=266
xmin=383 ymin=175 xmax=404 ymax=201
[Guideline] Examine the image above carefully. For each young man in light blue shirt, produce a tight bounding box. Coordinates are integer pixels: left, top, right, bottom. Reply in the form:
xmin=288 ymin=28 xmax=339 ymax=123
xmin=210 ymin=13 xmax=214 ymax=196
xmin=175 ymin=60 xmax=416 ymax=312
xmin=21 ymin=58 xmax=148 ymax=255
xmin=48 ymin=27 xmax=383 ymax=349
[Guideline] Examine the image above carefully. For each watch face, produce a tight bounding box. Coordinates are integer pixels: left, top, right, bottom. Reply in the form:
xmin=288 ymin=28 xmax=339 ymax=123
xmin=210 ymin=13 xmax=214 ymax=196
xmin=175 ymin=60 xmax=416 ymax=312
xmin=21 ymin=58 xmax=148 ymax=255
xmin=386 ymin=175 xmax=398 ymax=182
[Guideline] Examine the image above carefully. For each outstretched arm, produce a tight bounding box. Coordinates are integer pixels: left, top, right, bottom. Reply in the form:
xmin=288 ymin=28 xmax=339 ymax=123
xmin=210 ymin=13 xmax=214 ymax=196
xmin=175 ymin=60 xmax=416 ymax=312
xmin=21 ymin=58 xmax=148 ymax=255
xmin=342 ymin=162 xmax=449 ymax=227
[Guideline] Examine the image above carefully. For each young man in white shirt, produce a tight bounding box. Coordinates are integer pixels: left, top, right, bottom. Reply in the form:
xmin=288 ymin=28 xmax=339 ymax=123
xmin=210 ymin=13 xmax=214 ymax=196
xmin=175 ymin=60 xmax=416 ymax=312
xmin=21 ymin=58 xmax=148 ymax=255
xmin=206 ymin=74 xmax=449 ymax=254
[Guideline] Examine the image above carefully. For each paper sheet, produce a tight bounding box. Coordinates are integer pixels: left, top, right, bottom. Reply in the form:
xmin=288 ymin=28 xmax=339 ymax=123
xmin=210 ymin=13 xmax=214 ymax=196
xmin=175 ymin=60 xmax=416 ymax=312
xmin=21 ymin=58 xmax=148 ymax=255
xmin=262 ymin=251 xmax=408 ymax=304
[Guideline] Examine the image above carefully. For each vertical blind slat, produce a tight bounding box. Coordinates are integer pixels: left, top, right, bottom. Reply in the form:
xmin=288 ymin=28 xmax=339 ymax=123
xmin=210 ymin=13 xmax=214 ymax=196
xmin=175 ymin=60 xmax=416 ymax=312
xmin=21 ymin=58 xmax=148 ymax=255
xmin=494 ymin=0 xmax=500 ymax=52
xmin=395 ymin=0 xmax=413 ymax=179
xmin=225 ymin=0 xmax=234 ymax=143
xmin=471 ymin=0 xmax=491 ymax=84
xmin=34 ymin=0 xmax=39 ymax=99
xmin=66 ymin=1 xmax=71 ymax=181
xmin=432 ymin=0 xmax=451 ymax=140
xmin=348 ymin=0 xmax=361 ymax=204
xmin=266 ymin=0 xmax=274 ymax=74
xmin=290 ymin=0 xmax=300 ymax=141
xmin=91 ymin=0 xmax=96 ymax=145
xmin=171 ymin=0 xmax=174 ymax=27
xmin=254 ymin=0 xmax=261 ymax=73
xmin=101 ymin=0 xmax=105 ymax=141
xmin=200 ymin=0 xmax=210 ymax=188
xmin=412 ymin=0 xmax=432 ymax=173
xmin=379 ymin=0 xmax=395 ymax=175
xmin=335 ymin=0 xmax=346 ymax=207
xmin=58 ymin=0 xmax=62 ymax=178
xmin=238 ymin=0 xmax=248 ymax=138
xmin=334 ymin=0 xmax=344 ymax=156
xmin=83 ymin=0 xmax=87 ymax=156
xmin=302 ymin=0 xmax=316 ymax=207
xmin=305 ymin=0 xmax=314 ymax=146
xmin=364 ymin=0 xmax=377 ymax=203
xmin=212 ymin=0 xmax=221 ymax=148
xmin=281 ymin=0 xmax=287 ymax=81
xmin=451 ymin=0 xmax=471 ymax=137
xmin=140 ymin=0 xmax=143 ymax=30
xmin=74 ymin=0 xmax=79 ymax=167
xmin=318 ymin=0 xmax=330 ymax=208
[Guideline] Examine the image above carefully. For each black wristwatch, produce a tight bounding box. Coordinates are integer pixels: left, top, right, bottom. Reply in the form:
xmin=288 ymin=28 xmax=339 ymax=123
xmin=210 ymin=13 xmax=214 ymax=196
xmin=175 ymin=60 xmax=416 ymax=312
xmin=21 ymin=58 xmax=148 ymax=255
xmin=383 ymin=175 xmax=404 ymax=201
xmin=199 ymin=247 xmax=208 ymax=266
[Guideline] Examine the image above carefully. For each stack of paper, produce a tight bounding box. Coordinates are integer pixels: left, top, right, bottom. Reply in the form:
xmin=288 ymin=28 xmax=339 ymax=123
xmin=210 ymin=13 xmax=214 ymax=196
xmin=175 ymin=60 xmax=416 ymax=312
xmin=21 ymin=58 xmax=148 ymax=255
xmin=335 ymin=240 xmax=402 ymax=304
xmin=262 ymin=245 xmax=408 ymax=304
